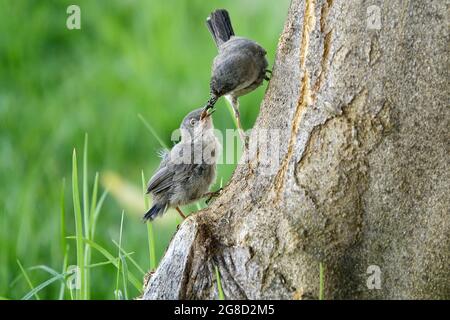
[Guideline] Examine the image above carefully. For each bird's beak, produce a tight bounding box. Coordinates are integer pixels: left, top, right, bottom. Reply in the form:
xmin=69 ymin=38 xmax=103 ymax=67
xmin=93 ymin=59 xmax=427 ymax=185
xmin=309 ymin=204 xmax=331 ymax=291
xmin=200 ymin=108 xmax=215 ymax=121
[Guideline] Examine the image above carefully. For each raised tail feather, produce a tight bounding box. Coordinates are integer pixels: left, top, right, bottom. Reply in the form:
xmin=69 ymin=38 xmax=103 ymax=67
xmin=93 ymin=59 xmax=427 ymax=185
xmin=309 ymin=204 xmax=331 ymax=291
xmin=206 ymin=9 xmax=234 ymax=48
xmin=143 ymin=203 xmax=166 ymax=221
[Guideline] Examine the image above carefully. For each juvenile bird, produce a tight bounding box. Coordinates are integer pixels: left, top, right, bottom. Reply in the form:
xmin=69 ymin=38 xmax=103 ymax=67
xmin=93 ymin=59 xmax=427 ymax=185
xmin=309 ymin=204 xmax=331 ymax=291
xmin=205 ymin=9 xmax=270 ymax=142
xmin=143 ymin=108 xmax=221 ymax=221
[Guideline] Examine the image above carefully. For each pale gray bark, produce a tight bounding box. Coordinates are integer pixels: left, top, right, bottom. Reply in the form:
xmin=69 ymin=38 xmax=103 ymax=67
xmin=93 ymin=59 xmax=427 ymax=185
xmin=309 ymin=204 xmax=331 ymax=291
xmin=143 ymin=0 xmax=449 ymax=299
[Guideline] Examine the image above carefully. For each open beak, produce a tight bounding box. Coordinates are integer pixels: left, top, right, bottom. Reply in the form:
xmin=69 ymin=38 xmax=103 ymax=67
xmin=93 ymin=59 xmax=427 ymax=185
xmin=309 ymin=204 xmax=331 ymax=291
xmin=200 ymin=108 xmax=215 ymax=120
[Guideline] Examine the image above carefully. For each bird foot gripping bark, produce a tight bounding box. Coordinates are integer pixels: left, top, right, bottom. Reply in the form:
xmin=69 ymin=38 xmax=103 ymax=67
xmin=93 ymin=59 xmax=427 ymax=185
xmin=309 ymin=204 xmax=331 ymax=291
xmin=205 ymin=188 xmax=223 ymax=205
xmin=264 ymin=69 xmax=272 ymax=81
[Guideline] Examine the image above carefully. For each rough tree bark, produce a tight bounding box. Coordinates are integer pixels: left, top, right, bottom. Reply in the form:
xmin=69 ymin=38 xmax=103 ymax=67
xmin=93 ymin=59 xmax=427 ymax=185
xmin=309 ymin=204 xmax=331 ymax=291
xmin=143 ymin=0 xmax=449 ymax=299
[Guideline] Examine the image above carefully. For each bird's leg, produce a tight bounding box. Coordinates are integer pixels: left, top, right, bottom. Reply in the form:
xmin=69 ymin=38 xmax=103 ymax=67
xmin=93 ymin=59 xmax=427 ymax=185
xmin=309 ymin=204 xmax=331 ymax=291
xmin=230 ymin=97 xmax=247 ymax=146
xmin=175 ymin=207 xmax=187 ymax=220
xmin=203 ymin=188 xmax=223 ymax=205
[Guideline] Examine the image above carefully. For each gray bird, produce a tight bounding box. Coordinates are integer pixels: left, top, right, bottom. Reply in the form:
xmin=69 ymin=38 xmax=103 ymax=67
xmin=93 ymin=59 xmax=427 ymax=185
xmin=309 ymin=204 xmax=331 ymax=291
xmin=205 ymin=9 xmax=270 ymax=142
xmin=143 ymin=108 xmax=221 ymax=221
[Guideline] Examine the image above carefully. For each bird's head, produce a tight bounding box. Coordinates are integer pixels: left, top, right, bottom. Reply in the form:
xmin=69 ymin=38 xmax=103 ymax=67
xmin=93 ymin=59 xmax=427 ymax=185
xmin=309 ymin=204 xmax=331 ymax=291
xmin=180 ymin=107 xmax=215 ymax=141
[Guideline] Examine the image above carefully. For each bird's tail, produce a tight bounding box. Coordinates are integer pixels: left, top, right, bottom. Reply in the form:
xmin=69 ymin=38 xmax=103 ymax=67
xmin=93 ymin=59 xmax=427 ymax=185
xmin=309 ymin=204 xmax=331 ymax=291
xmin=143 ymin=203 xmax=166 ymax=221
xmin=206 ymin=9 xmax=234 ymax=48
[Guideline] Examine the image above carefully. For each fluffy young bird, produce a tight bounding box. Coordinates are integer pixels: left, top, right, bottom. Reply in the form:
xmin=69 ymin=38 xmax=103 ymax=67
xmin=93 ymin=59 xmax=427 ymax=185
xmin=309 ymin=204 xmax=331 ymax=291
xmin=205 ymin=9 xmax=270 ymax=142
xmin=143 ymin=108 xmax=220 ymax=221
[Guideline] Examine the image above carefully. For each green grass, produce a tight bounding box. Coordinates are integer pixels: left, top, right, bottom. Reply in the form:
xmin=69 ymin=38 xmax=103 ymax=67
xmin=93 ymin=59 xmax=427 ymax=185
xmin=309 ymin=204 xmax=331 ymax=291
xmin=13 ymin=142 xmax=144 ymax=300
xmin=114 ymin=211 xmax=126 ymax=300
xmin=66 ymin=237 xmax=142 ymax=291
xmin=60 ymin=179 xmax=67 ymax=258
xmin=138 ymin=114 xmax=169 ymax=150
xmin=22 ymin=272 xmax=65 ymax=300
xmin=112 ymin=240 xmax=145 ymax=276
xmin=17 ymin=260 xmax=40 ymax=300
xmin=72 ymin=149 xmax=85 ymax=299
xmin=58 ymin=249 xmax=69 ymax=300
xmin=0 ymin=0 xmax=290 ymax=299
xmin=215 ymin=265 xmax=225 ymax=300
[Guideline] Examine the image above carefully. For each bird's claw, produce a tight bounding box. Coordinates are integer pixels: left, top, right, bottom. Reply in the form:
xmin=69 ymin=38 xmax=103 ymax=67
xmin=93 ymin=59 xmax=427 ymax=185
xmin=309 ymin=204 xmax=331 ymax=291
xmin=205 ymin=188 xmax=223 ymax=205
xmin=243 ymin=135 xmax=250 ymax=149
xmin=264 ymin=69 xmax=272 ymax=81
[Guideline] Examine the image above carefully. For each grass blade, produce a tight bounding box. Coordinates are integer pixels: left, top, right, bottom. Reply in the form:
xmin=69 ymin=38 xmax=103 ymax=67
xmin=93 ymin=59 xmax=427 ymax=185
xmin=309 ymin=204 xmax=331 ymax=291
xmin=114 ymin=289 xmax=123 ymax=300
xmin=224 ymin=99 xmax=239 ymax=130
xmin=146 ymin=224 xmax=156 ymax=270
xmin=59 ymin=178 xmax=68 ymax=299
xmin=115 ymin=211 xmax=125 ymax=300
xmin=17 ymin=260 xmax=40 ymax=300
xmin=215 ymin=265 xmax=225 ymax=300
xmin=82 ymin=134 xmax=91 ymax=299
xmin=10 ymin=263 xmax=63 ymax=289
xmin=138 ymin=114 xmax=168 ymax=149
xmin=86 ymin=252 xmax=134 ymax=269
xmin=28 ymin=265 xmax=61 ymax=277
xmin=121 ymin=255 xmax=129 ymax=300
xmin=58 ymin=247 xmax=69 ymax=300
xmin=91 ymin=189 xmax=108 ymax=242
xmin=66 ymin=237 xmax=142 ymax=291
xmin=72 ymin=149 xmax=85 ymax=299
xmin=60 ymin=178 xmax=66 ymax=256
xmin=82 ymin=134 xmax=90 ymax=240
xmin=89 ymin=172 xmax=99 ymax=239
xmin=112 ymin=240 xmax=145 ymax=276
xmin=141 ymin=171 xmax=156 ymax=270
xmin=21 ymin=274 xmax=64 ymax=300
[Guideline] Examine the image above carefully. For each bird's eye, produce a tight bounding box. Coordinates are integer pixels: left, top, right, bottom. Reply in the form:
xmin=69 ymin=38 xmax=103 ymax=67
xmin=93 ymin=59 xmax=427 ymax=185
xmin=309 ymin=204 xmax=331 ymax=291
xmin=190 ymin=119 xmax=197 ymax=126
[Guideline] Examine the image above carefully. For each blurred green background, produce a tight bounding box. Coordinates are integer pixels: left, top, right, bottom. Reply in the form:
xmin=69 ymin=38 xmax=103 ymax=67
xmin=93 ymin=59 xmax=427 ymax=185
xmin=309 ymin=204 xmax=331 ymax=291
xmin=0 ymin=0 xmax=289 ymax=299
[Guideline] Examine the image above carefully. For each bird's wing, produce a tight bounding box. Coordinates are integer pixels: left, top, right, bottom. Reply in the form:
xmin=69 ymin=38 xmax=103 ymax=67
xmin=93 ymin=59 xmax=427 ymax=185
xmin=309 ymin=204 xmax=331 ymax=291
xmin=146 ymin=165 xmax=175 ymax=195
xmin=172 ymin=164 xmax=196 ymax=183
xmin=146 ymin=149 xmax=172 ymax=195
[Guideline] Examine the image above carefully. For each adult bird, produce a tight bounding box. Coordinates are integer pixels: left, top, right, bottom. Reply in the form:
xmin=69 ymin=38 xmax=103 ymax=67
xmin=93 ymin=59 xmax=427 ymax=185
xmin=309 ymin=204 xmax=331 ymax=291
xmin=205 ymin=9 xmax=270 ymax=143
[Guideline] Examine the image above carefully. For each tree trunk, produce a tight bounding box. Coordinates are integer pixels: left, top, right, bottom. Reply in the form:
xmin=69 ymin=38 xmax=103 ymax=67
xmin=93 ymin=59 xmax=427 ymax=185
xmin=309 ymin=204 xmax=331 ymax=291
xmin=143 ymin=0 xmax=449 ymax=299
